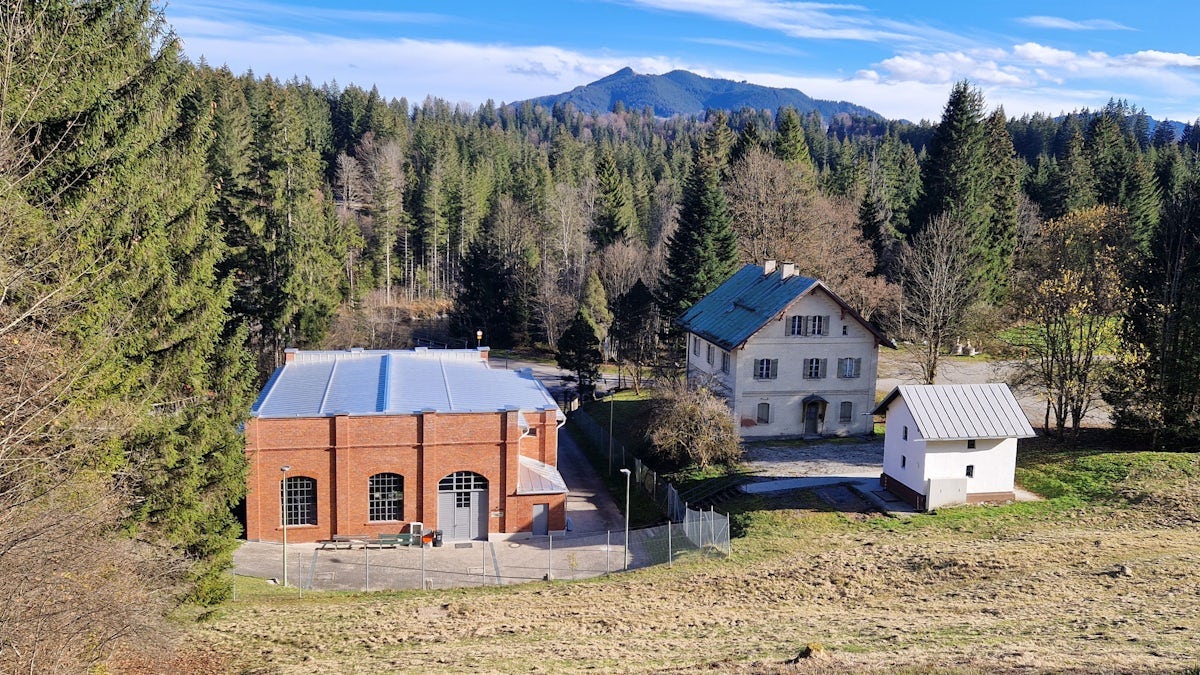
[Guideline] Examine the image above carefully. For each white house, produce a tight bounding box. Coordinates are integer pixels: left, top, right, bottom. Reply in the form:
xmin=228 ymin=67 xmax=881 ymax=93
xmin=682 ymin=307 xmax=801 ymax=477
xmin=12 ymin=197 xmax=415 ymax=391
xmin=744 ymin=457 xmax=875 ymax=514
xmin=677 ymin=261 xmax=893 ymax=438
xmin=872 ymin=383 xmax=1036 ymax=511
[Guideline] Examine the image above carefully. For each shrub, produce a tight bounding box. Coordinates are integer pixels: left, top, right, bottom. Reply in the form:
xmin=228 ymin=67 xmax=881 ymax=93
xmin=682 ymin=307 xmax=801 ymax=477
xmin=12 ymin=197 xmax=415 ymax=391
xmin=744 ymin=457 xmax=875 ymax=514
xmin=644 ymin=381 xmax=741 ymax=469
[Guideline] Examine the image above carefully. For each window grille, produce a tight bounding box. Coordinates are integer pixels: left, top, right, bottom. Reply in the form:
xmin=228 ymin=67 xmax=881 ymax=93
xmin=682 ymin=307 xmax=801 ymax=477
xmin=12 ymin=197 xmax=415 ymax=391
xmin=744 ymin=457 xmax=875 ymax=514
xmin=368 ymin=473 xmax=403 ymax=522
xmin=281 ymin=476 xmax=317 ymax=526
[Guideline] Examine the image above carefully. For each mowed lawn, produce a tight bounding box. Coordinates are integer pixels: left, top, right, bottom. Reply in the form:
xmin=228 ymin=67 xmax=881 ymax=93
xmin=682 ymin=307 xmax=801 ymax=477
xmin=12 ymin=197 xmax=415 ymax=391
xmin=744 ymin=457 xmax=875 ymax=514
xmin=162 ymin=434 xmax=1200 ymax=674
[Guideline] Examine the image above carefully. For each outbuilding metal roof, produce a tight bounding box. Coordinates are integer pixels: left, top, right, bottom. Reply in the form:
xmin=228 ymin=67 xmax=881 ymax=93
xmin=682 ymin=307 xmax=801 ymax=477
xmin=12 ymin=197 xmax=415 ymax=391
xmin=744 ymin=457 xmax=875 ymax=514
xmin=872 ymin=383 xmax=1036 ymax=441
xmin=251 ymin=348 xmax=563 ymax=422
xmin=517 ymin=455 xmax=568 ymax=495
xmin=676 ymin=263 xmax=893 ymax=351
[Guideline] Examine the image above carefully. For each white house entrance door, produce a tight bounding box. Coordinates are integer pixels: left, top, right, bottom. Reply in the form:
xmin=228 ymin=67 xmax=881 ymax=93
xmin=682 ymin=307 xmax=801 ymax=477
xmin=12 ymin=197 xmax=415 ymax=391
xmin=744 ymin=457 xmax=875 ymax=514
xmin=437 ymin=471 xmax=489 ymax=541
xmin=804 ymin=402 xmax=821 ymax=435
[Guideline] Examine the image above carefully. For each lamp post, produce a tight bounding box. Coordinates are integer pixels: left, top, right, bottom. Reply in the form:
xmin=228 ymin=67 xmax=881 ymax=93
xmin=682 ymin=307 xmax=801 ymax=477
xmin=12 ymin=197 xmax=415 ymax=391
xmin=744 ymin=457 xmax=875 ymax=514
xmin=619 ymin=467 xmax=631 ymax=571
xmin=476 ymin=329 xmax=482 ymax=348
xmin=280 ymin=465 xmax=291 ymax=587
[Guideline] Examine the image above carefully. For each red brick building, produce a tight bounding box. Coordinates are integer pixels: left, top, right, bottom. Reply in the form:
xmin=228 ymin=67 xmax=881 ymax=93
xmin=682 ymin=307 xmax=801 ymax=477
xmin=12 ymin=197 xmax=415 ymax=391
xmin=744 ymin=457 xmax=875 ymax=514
xmin=244 ymin=348 xmax=567 ymax=543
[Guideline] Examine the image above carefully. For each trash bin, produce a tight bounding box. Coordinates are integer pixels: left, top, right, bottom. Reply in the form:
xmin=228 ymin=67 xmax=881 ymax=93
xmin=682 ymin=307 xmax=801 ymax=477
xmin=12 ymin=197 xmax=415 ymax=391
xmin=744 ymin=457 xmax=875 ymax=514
xmin=432 ymin=530 xmax=444 ymax=547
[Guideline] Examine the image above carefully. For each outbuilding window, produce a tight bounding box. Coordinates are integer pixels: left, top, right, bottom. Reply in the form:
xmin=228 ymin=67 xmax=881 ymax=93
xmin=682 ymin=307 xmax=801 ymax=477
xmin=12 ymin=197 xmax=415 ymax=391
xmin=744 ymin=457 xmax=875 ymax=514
xmin=368 ymin=473 xmax=404 ymax=522
xmin=721 ymin=351 xmax=730 ymax=373
xmin=966 ymin=464 xmax=975 ymax=478
xmin=756 ymin=402 xmax=770 ymax=424
xmin=901 ymin=455 xmax=907 ymax=468
xmin=902 ymin=426 xmax=908 ymax=440
xmin=839 ymin=401 xmax=853 ymax=424
xmin=967 ymin=439 xmax=977 ymax=449
xmin=281 ymin=476 xmax=317 ymax=526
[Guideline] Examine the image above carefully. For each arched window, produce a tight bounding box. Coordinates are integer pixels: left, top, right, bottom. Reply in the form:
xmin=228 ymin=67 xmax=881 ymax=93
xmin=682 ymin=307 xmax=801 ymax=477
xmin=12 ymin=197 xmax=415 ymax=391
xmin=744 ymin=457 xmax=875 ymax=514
xmin=369 ymin=473 xmax=404 ymax=522
xmin=438 ymin=471 xmax=488 ymax=491
xmin=281 ymin=476 xmax=317 ymax=526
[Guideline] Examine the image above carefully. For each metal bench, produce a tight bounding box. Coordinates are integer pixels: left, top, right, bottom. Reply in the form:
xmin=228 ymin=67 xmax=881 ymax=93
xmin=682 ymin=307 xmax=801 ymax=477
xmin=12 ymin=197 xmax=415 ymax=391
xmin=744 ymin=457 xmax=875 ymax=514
xmin=365 ymin=534 xmax=401 ymax=549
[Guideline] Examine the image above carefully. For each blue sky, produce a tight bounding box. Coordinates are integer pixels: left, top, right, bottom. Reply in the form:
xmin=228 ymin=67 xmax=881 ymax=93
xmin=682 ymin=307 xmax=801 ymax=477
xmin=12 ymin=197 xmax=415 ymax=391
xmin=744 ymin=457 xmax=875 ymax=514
xmin=164 ymin=0 xmax=1200 ymax=122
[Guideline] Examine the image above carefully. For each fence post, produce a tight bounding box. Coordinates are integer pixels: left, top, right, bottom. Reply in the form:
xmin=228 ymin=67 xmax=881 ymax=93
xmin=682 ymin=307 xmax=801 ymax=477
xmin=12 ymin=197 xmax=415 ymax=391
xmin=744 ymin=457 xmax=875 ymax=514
xmin=667 ymin=519 xmax=672 ymax=568
xmin=547 ymin=534 xmax=553 ymax=581
xmin=364 ymin=544 xmax=369 ymax=592
xmin=606 ymin=531 xmax=610 ymax=575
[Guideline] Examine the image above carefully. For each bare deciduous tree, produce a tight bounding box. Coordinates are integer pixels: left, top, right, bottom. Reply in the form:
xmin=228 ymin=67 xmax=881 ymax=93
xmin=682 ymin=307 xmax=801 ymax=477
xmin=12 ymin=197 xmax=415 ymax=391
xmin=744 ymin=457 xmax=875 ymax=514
xmin=1014 ymin=206 xmax=1131 ymax=438
xmin=900 ymin=213 xmax=979 ymax=384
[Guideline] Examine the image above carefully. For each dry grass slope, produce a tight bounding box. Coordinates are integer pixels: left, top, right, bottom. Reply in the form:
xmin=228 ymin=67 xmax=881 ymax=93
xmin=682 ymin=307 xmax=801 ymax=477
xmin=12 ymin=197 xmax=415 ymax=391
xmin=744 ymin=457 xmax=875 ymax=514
xmin=167 ymin=442 xmax=1200 ymax=674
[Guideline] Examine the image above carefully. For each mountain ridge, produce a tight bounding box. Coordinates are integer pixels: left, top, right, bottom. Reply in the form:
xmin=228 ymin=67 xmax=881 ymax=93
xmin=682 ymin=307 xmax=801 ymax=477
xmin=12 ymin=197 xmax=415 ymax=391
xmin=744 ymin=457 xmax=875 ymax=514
xmin=522 ymin=68 xmax=881 ymax=120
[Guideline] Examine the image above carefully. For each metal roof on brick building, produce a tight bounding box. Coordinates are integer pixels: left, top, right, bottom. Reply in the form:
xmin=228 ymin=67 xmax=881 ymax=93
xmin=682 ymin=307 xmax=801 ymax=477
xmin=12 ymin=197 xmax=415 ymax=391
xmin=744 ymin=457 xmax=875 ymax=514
xmin=872 ymin=383 xmax=1036 ymax=441
xmin=251 ymin=348 xmax=563 ymax=422
xmin=675 ymin=262 xmax=893 ymax=351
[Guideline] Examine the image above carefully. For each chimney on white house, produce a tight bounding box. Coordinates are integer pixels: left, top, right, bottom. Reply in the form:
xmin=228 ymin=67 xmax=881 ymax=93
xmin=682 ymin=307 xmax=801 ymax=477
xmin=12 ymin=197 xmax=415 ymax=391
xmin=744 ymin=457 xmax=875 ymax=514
xmin=781 ymin=262 xmax=796 ymax=278
xmin=763 ymin=259 xmax=777 ymax=275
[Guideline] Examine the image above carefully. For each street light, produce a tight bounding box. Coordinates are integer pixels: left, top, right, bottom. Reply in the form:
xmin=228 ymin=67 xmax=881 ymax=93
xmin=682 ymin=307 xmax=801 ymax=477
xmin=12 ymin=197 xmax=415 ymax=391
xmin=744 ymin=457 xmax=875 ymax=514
xmin=619 ymin=467 xmax=631 ymax=571
xmin=476 ymin=329 xmax=483 ymax=347
xmin=280 ymin=465 xmax=291 ymax=587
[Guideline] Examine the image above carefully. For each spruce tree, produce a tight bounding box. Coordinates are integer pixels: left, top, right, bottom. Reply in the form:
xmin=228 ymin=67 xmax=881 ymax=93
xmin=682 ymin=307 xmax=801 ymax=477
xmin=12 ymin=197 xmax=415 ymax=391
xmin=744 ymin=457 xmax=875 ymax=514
xmin=592 ymin=146 xmax=637 ymax=247
xmin=1 ymin=1 xmax=257 ymax=644
xmin=912 ymin=81 xmax=991 ymax=237
xmin=658 ymin=150 xmax=738 ymax=324
xmin=981 ymin=107 xmax=1021 ymax=304
xmin=556 ymin=308 xmax=604 ymax=398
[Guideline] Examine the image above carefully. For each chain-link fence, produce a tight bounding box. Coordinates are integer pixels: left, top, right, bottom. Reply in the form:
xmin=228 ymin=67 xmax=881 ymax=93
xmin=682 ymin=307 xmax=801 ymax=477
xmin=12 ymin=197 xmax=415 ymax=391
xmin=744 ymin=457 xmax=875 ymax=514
xmin=271 ymin=517 xmax=729 ymax=593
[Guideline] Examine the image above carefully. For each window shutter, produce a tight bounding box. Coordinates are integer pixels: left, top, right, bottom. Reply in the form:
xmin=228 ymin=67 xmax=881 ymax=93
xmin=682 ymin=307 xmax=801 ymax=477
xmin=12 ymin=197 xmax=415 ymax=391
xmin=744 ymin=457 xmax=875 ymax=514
xmin=800 ymin=315 xmax=809 ymax=336
xmin=819 ymin=358 xmax=827 ymax=378
xmin=853 ymin=358 xmax=861 ymax=378
xmin=836 ymin=357 xmax=846 ymax=378
xmin=771 ymin=359 xmax=779 ymax=379
xmin=823 ymin=315 xmax=830 ymax=335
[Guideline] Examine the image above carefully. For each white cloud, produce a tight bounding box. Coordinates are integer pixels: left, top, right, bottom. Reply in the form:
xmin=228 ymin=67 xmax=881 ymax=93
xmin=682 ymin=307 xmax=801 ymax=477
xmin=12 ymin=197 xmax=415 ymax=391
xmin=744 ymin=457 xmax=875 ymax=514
xmin=622 ymin=0 xmax=963 ymax=46
xmin=1123 ymin=50 xmax=1200 ymax=69
xmin=1011 ymin=42 xmax=1077 ymax=67
xmin=177 ymin=32 xmax=684 ymax=103
xmin=1017 ymin=16 xmax=1133 ymax=31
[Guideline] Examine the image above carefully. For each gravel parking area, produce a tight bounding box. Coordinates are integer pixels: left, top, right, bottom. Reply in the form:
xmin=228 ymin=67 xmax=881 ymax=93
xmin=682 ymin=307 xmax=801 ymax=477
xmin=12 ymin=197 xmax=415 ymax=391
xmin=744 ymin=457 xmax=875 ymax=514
xmin=742 ymin=437 xmax=884 ymax=479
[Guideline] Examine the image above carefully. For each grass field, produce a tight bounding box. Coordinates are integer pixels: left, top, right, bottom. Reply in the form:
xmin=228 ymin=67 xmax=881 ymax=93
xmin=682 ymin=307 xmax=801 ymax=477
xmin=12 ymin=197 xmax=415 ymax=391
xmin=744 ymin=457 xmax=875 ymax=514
xmin=154 ymin=433 xmax=1200 ymax=674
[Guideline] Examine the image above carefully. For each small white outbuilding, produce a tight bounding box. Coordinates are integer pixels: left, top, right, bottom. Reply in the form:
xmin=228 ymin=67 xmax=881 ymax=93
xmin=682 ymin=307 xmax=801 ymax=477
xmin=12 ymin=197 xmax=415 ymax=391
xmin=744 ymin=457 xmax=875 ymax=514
xmin=872 ymin=383 xmax=1036 ymax=511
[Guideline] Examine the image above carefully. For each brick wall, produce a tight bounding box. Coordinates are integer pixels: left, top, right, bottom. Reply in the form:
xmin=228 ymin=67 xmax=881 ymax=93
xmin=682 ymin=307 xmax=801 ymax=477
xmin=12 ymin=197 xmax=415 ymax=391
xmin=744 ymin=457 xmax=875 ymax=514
xmin=245 ymin=409 xmax=563 ymax=543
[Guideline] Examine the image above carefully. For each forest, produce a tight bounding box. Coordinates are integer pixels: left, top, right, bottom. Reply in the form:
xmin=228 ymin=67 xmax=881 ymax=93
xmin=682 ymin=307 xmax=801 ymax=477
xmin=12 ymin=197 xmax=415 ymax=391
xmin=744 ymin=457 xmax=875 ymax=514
xmin=3 ymin=1 xmax=1200 ymax=670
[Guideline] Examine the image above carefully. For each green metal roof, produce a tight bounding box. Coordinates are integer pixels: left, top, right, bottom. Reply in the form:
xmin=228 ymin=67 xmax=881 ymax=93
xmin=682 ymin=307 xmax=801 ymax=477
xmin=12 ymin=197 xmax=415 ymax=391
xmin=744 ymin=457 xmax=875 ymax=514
xmin=676 ymin=263 xmax=893 ymax=351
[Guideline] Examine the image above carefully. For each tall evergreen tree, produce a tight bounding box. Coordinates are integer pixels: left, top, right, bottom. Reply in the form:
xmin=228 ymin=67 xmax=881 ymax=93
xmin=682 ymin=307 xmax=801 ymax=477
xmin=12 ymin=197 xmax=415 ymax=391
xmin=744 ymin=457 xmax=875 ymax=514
xmin=774 ymin=106 xmax=814 ymax=172
xmin=556 ymin=308 xmax=604 ymax=398
xmin=912 ymin=81 xmax=991 ymax=237
xmin=1 ymin=5 xmax=257 ymax=667
xmin=658 ymin=150 xmax=738 ymax=325
xmin=592 ymin=147 xmax=637 ymax=246
xmin=981 ymin=107 xmax=1021 ymax=303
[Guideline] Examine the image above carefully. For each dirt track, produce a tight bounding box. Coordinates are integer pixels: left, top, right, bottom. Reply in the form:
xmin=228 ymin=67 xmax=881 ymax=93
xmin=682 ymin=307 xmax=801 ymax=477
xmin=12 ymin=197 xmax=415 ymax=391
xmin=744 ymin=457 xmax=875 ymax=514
xmin=878 ymin=349 xmax=1113 ymax=428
